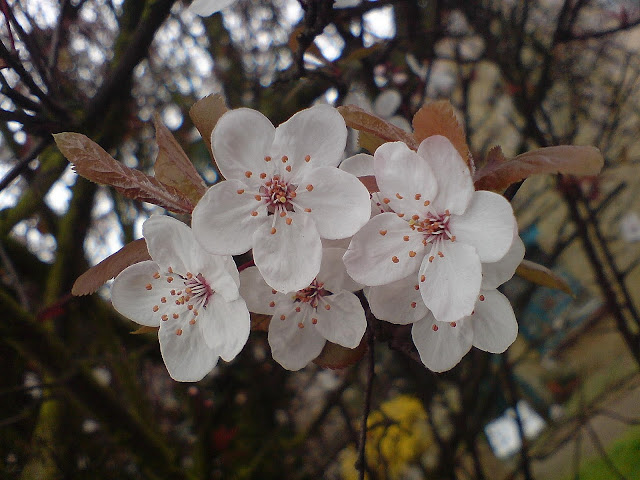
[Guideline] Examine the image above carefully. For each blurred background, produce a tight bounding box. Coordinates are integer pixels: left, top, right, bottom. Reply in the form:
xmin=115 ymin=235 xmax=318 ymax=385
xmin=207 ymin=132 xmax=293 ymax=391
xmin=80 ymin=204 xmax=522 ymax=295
xmin=1 ymin=0 xmax=640 ymax=478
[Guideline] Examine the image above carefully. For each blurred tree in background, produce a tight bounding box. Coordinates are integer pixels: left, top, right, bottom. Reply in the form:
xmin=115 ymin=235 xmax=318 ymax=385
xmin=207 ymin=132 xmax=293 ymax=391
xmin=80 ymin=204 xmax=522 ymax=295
xmin=1 ymin=1 xmax=640 ymax=479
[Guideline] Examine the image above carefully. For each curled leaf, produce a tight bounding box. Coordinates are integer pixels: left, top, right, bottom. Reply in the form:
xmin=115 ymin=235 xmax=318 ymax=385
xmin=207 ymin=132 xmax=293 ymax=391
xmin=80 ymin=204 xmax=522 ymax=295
xmin=516 ymin=259 xmax=573 ymax=296
xmin=54 ymin=133 xmax=194 ymax=214
xmin=412 ymin=100 xmax=470 ymax=167
xmin=72 ymin=239 xmax=151 ymax=296
xmin=153 ymin=115 xmax=207 ymax=204
xmin=474 ymin=145 xmax=604 ymax=192
xmin=313 ymin=337 xmax=367 ymax=370
xmin=188 ymin=93 xmax=228 ymax=166
xmin=338 ymin=105 xmax=418 ymax=152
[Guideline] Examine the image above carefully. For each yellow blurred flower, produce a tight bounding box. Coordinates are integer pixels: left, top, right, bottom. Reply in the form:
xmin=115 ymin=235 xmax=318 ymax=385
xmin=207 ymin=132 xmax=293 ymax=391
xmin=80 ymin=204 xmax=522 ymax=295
xmin=340 ymin=395 xmax=434 ymax=480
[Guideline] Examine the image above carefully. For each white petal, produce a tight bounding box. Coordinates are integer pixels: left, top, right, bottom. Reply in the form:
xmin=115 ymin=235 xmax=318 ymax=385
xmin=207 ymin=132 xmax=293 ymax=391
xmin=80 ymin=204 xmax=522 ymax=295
xmin=211 ymin=108 xmax=276 ymax=182
xmin=343 ymin=213 xmax=425 ymax=286
xmin=201 ymin=261 xmax=240 ymax=303
xmin=482 ymin=234 xmax=525 ymax=289
xmin=412 ymin=315 xmax=473 ymax=372
xmin=449 ymin=190 xmax=516 ymax=263
xmin=314 ymin=292 xmax=366 ymax=348
xmin=252 ymin=211 xmax=322 ymax=293
xmin=192 ymin=180 xmax=267 ymax=256
xmin=158 ymin=316 xmax=218 ymax=382
xmin=419 ymin=240 xmax=481 ymax=323
xmin=272 ymin=105 xmax=347 ymax=179
xmin=239 ymin=267 xmax=284 ymax=314
xmin=367 ymin=275 xmax=428 ymax=325
xmin=186 ymin=242 xmax=240 ymax=302
xmin=143 ymin=215 xmax=192 ymax=272
xmin=417 ymin=136 xmax=473 ymax=215
xmin=111 ymin=260 xmax=165 ymax=327
xmin=317 ymin=248 xmax=362 ymax=293
xmin=373 ymin=89 xmax=402 ymax=118
xmin=189 ymin=0 xmax=237 ymax=15
xmin=374 ymin=141 xmax=438 ymax=218
xmin=339 ymin=153 xmax=374 ymax=177
xmin=268 ymin=306 xmax=326 ymax=370
xmin=471 ymin=290 xmax=518 ymax=353
xmin=201 ymin=295 xmax=250 ymax=361
xmin=295 ymin=167 xmax=371 ymax=239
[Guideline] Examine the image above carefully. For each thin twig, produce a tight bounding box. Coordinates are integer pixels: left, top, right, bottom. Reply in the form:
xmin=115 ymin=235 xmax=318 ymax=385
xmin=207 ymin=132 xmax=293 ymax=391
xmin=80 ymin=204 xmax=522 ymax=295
xmin=355 ymin=322 xmax=375 ymax=480
xmin=0 ymin=138 xmax=50 ymax=192
xmin=0 ymin=239 xmax=30 ymax=309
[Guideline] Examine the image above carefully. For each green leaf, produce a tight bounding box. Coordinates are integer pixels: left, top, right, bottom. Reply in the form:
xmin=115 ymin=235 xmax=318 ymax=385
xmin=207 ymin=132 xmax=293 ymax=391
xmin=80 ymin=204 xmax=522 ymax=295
xmin=516 ymin=259 xmax=574 ymax=295
xmin=153 ymin=115 xmax=207 ymax=205
xmin=54 ymin=132 xmax=194 ymax=214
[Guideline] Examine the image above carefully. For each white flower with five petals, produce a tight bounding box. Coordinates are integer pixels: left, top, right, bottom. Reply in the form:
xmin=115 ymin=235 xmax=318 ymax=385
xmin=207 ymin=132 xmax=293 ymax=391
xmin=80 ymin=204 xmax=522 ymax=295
xmin=239 ymin=248 xmax=367 ymax=371
xmin=192 ymin=105 xmax=371 ymax=293
xmin=111 ymin=215 xmax=250 ymax=382
xmin=343 ymin=136 xmax=516 ymax=323
xmin=367 ymin=233 xmax=525 ymax=372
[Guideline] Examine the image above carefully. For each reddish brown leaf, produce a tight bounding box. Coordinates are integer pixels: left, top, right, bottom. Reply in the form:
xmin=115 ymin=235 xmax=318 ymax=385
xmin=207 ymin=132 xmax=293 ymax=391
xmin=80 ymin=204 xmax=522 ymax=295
xmin=516 ymin=260 xmax=573 ymax=296
xmin=412 ymin=100 xmax=470 ymax=167
xmin=313 ymin=337 xmax=367 ymax=369
xmin=250 ymin=313 xmax=271 ymax=332
xmin=72 ymin=239 xmax=151 ymax=296
xmin=338 ymin=105 xmax=418 ymax=152
xmin=188 ymin=93 xmax=228 ymax=172
xmin=131 ymin=326 xmax=160 ymax=335
xmin=54 ymin=132 xmax=194 ymax=214
xmin=153 ymin=115 xmax=207 ymax=205
xmin=358 ymin=175 xmax=379 ymax=193
xmin=474 ymin=145 xmax=506 ymax=171
xmin=474 ymin=145 xmax=604 ymax=192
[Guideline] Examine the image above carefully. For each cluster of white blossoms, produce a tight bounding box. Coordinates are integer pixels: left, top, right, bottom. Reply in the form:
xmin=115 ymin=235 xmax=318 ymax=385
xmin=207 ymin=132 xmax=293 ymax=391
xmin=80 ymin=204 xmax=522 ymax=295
xmin=111 ymin=104 xmax=521 ymax=381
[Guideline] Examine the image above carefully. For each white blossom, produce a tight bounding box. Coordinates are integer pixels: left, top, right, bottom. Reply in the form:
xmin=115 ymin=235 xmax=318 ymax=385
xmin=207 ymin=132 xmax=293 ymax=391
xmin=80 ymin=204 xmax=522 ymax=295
xmin=239 ymin=248 xmax=366 ymax=371
xmin=344 ymin=136 xmax=516 ymax=323
xmin=111 ymin=215 xmax=249 ymax=382
xmin=367 ymin=234 xmax=525 ymax=372
xmin=192 ymin=105 xmax=371 ymax=293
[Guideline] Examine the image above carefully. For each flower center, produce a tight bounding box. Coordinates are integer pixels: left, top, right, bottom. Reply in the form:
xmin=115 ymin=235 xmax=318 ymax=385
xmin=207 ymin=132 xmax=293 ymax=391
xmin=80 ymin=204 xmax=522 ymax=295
xmin=293 ymin=278 xmax=330 ymax=309
xmin=408 ymin=210 xmax=455 ymax=245
xmin=239 ymin=156 xmax=316 ymax=233
xmin=260 ymin=175 xmax=297 ymax=215
xmin=146 ymin=266 xmax=214 ymax=336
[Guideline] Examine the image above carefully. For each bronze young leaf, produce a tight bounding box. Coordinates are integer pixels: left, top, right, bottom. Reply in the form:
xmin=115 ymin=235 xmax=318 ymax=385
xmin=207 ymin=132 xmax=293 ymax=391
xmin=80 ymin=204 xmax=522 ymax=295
xmin=54 ymin=132 xmax=194 ymax=214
